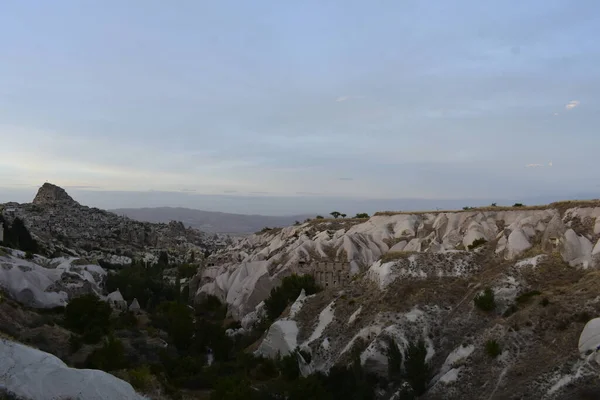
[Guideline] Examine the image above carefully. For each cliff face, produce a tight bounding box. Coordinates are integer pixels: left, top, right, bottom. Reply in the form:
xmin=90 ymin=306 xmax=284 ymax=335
xmin=200 ymin=204 xmax=600 ymax=399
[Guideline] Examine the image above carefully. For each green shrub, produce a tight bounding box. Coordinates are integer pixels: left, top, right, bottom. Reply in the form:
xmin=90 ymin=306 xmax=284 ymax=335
xmin=63 ymin=294 xmax=112 ymax=344
xmin=513 ymin=203 xmax=525 ymax=207
xmin=316 ymin=215 xmax=324 ymax=219
xmin=86 ymin=336 xmax=128 ymax=371
xmin=474 ymin=288 xmax=496 ymax=312
xmin=485 ymin=339 xmax=502 ymax=358
xmin=264 ymin=274 xmax=321 ymax=321
xmin=467 ymin=238 xmax=487 ymax=250
xmin=177 ymin=263 xmax=197 ymax=279
xmin=128 ymin=365 xmax=153 ymax=391
xmin=386 ymin=337 xmax=403 ymax=382
xmin=404 ymin=340 xmax=431 ymax=395
xmin=25 ymin=251 xmax=34 ymax=259
xmin=515 ymin=290 xmax=542 ymax=304
xmin=354 ymin=213 xmax=370 ymax=219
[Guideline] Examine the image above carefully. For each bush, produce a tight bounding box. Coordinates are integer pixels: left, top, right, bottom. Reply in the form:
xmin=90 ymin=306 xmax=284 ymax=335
xmin=316 ymin=215 xmax=324 ymax=219
xmin=264 ymin=275 xmax=321 ymax=321
xmin=177 ymin=264 xmax=197 ymax=279
xmin=25 ymin=251 xmax=34 ymax=259
xmin=474 ymin=288 xmax=496 ymax=312
xmin=513 ymin=203 xmax=525 ymax=207
xmin=540 ymin=297 xmax=550 ymax=307
xmin=516 ymin=290 xmax=542 ymax=304
xmin=63 ymin=294 xmax=112 ymax=343
xmin=485 ymin=339 xmax=502 ymax=358
xmin=86 ymin=336 xmax=128 ymax=371
xmin=354 ymin=213 xmax=370 ymax=219
xmin=152 ymin=301 xmax=194 ymax=350
xmin=128 ymin=365 xmax=153 ymax=391
xmin=467 ymin=238 xmax=487 ymax=250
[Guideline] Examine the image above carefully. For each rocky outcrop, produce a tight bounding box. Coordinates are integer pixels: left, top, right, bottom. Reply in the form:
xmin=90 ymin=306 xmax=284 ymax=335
xmin=196 ymin=206 xmax=600 ymax=319
xmin=32 ymin=183 xmax=79 ymax=208
xmin=1 ymin=183 xmax=228 ymax=264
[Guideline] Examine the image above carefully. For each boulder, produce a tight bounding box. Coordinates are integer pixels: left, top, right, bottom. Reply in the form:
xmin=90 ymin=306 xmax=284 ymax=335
xmin=506 ymin=229 xmax=532 ymax=259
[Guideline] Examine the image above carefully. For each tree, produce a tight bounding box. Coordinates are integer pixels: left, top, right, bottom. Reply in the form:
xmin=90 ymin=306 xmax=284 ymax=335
xmin=340 ymin=214 xmax=347 ymax=218
xmin=153 ymin=301 xmax=195 ymax=350
xmin=4 ymin=218 xmax=39 ymax=253
xmin=330 ymin=211 xmax=341 ymax=219
xmin=85 ymin=335 xmax=128 ymax=371
xmin=404 ymin=340 xmax=431 ymax=395
xmin=264 ymin=275 xmax=320 ymax=321
xmin=354 ymin=213 xmax=369 ymax=219
xmin=316 ymin=215 xmax=324 ymax=219
xmin=491 ymin=203 xmax=497 ymax=207
xmin=474 ymin=288 xmax=496 ymax=311
xmin=158 ymin=251 xmax=170 ymax=266
xmin=64 ymin=294 xmax=112 ymax=343
xmin=513 ymin=203 xmax=525 ymax=207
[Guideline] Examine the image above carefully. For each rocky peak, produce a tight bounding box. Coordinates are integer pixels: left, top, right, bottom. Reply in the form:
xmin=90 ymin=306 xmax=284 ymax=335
xmin=32 ymin=183 xmax=79 ymax=207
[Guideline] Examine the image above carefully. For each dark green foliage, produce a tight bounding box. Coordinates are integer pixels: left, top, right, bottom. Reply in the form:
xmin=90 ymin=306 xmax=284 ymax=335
xmin=294 ymin=221 xmax=301 ymax=225
xmin=264 ymin=274 xmax=321 ymax=321
xmin=63 ymin=294 xmax=111 ymax=344
xmin=69 ymin=334 xmax=83 ymax=353
xmin=316 ymin=215 xmax=324 ymax=219
xmin=403 ymin=340 xmax=431 ymax=395
xmin=158 ymin=251 xmax=169 ymax=266
xmin=113 ymin=310 xmax=138 ymax=330
xmin=355 ymin=213 xmax=370 ymax=218
xmin=491 ymin=203 xmax=497 ymax=207
xmin=25 ymin=251 xmax=34 ymax=259
xmin=467 ymin=238 xmax=487 ymax=250
xmin=516 ymin=290 xmax=542 ymax=304
xmin=279 ymin=353 xmax=300 ymax=380
xmin=2 ymin=218 xmax=39 ymax=253
xmin=153 ymin=301 xmax=194 ymax=350
xmin=485 ymin=339 xmax=502 ymax=358
xmin=462 ymin=206 xmax=474 ymax=210
xmin=387 ymin=338 xmax=403 ymax=382
xmin=86 ymin=336 xmax=128 ymax=371
xmin=177 ymin=263 xmax=197 ymax=279
xmin=540 ymin=297 xmax=550 ymax=307
xmin=105 ymin=262 xmax=177 ymax=310
xmin=513 ymin=203 xmax=525 ymax=207
xmin=330 ymin=211 xmax=341 ymax=219
xmin=474 ymin=288 xmax=496 ymax=312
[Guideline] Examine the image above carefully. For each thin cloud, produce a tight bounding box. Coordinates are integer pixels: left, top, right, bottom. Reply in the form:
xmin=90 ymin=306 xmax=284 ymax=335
xmin=565 ymin=100 xmax=580 ymax=110
xmin=525 ymin=162 xmax=553 ymax=168
xmin=335 ymin=95 xmax=363 ymax=102
xmin=338 ymin=177 xmax=354 ymax=181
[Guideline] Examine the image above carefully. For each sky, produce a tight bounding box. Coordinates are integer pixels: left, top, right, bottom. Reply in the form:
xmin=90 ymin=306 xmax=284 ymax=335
xmin=1 ymin=0 xmax=600 ymax=215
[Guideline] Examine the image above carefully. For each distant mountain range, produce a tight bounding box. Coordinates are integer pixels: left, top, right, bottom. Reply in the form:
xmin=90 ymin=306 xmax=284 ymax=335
xmin=110 ymin=207 xmax=314 ymax=234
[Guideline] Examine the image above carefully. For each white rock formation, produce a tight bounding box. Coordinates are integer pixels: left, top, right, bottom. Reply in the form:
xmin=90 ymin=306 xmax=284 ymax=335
xmin=196 ymin=206 xmax=600 ymax=318
xmin=0 ymin=338 xmax=146 ymax=400
xmin=107 ymin=289 xmax=127 ymax=310
xmin=0 ymin=251 xmax=105 ymax=308
xmin=579 ymin=318 xmax=600 ymax=360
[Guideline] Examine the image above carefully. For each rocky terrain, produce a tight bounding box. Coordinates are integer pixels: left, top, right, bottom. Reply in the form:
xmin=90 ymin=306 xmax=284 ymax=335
xmin=193 ymin=202 xmax=600 ymax=399
xmin=1 ymin=183 xmax=230 ymax=265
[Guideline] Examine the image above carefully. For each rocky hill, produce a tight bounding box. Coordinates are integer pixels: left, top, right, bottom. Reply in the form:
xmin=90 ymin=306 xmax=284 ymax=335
xmin=0 ymin=183 xmax=229 ymax=264
xmin=191 ymin=201 xmax=600 ymax=399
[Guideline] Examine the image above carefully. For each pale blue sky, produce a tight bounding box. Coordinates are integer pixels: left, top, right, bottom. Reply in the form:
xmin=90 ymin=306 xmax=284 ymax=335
xmin=1 ymin=1 xmax=599 ymax=214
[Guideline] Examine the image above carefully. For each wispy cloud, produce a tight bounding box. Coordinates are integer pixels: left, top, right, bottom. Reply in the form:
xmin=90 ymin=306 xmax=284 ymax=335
xmin=335 ymin=95 xmax=363 ymax=102
xmin=525 ymin=162 xmax=553 ymax=168
xmin=338 ymin=177 xmax=353 ymax=181
xmin=565 ymin=100 xmax=580 ymax=110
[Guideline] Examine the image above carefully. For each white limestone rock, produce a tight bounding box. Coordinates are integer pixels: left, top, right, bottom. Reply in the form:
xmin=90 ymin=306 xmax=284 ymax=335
xmin=255 ymin=320 xmax=299 ymax=358
xmin=0 ymin=338 xmax=146 ymax=400
xmin=562 ymin=229 xmax=593 ymax=267
xmin=506 ymin=229 xmax=532 ymax=259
